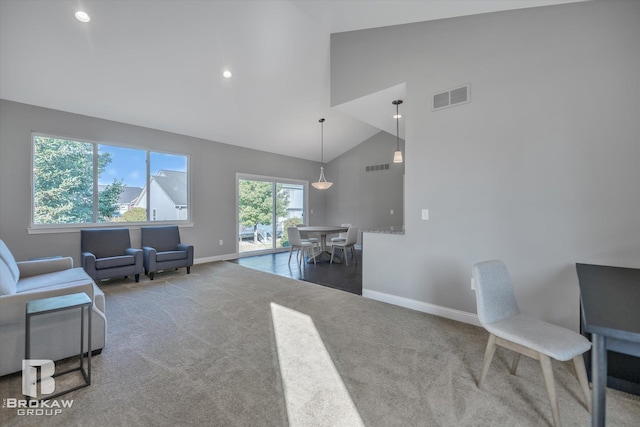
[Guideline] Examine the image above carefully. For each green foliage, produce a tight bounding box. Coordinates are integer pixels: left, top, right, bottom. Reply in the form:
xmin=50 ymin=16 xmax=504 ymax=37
xmin=116 ymin=207 xmax=147 ymax=222
xmin=280 ymin=217 xmax=302 ymax=247
xmin=33 ymin=136 xmax=123 ymax=224
xmin=238 ymin=180 xmax=289 ymax=229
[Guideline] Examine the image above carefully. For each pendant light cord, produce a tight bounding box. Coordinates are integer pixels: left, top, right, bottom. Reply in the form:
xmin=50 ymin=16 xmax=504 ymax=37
xmin=396 ymin=103 xmax=400 ymax=151
xmin=319 ymin=118 xmax=325 ymax=164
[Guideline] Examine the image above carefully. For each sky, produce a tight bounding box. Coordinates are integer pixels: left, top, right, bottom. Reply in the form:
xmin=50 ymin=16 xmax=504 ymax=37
xmin=99 ymin=145 xmax=187 ymax=188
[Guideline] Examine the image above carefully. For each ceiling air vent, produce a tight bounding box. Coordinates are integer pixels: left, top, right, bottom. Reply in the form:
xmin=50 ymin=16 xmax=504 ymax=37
xmin=432 ymin=84 xmax=470 ymax=111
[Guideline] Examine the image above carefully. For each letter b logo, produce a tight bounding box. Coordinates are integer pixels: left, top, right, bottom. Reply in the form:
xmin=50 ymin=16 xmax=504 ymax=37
xmin=22 ymin=359 xmax=55 ymax=398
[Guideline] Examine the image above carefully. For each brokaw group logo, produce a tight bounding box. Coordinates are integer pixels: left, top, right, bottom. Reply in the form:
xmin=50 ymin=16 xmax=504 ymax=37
xmin=23 ymin=359 xmax=55 ymax=398
xmin=1 ymin=360 xmax=74 ymax=416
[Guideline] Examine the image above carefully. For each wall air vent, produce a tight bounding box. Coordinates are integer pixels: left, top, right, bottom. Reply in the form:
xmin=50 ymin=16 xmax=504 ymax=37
xmin=365 ymin=163 xmax=390 ymax=172
xmin=432 ymin=84 xmax=470 ymax=111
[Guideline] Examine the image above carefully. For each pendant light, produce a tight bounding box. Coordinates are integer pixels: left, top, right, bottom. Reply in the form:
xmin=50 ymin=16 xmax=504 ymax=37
xmin=312 ymin=118 xmax=333 ymax=190
xmin=392 ymin=100 xmax=403 ymax=163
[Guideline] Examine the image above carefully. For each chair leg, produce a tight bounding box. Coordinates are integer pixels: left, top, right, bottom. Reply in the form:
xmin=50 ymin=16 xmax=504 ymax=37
xmin=573 ymin=355 xmax=592 ymax=413
xmin=540 ymin=354 xmax=561 ymax=427
xmin=352 ymin=246 xmax=357 ymax=265
xmin=187 ymin=266 xmax=191 ymax=274
xmin=330 ymin=246 xmax=336 ymax=264
xmin=343 ymin=247 xmax=348 ymax=266
xmin=510 ymin=353 xmax=521 ymax=375
xmin=288 ymin=247 xmax=294 ymax=265
xmin=478 ymin=334 xmax=497 ymax=388
xmin=135 ymin=273 xmax=140 ymax=282
xmin=149 ymin=272 xmax=155 ymax=280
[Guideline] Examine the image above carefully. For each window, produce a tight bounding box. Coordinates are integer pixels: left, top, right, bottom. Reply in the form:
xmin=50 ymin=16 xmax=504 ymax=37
xmin=32 ymin=134 xmax=189 ymax=226
xmin=237 ymin=174 xmax=307 ymax=255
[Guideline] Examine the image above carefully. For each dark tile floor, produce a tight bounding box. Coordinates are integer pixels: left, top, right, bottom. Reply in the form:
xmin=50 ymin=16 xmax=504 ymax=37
xmin=231 ymin=249 xmax=362 ymax=295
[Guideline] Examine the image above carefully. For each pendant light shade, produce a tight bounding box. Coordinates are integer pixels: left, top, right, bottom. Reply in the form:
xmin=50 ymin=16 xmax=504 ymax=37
xmin=312 ymin=118 xmax=333 ymax=190
xmin=392 ymin=100 xmax=403 ymax=163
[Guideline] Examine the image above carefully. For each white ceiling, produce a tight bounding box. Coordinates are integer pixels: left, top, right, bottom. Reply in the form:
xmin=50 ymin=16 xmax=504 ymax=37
xmin=0 ymin=0 xmax=585 ymax=162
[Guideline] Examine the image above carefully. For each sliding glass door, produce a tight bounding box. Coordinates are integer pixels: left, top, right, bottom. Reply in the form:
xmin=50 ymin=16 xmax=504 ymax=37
xmin=237 ymin=174 xmax=307 ymax=255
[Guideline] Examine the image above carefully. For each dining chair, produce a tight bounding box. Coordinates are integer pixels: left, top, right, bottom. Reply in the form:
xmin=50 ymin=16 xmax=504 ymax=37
xmin=472 ymin=260 xmax=591 ymax=427
xmin=295 ymin=223 xmax=319 ymax=245
xmin=330 ymin=227 xmax=358 ymax=266
xmin=330 ymin=223 xmax=352 ymax=245
xmin=287 ymin=226 xmax=318 ymax=266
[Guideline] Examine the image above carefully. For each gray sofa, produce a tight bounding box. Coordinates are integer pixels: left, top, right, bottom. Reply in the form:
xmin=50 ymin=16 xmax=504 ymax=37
xmin=141 ymin=226 xmax=194 ymax=280
xmin=81 ymin=228 xmax=143 ymax=282
xmin=0 ymin=240 xmax=106 ymax=377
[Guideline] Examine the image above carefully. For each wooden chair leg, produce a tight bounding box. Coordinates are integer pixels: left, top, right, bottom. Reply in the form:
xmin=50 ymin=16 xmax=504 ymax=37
xmin=478 ymin=334 xmax=497 ymax=388
xmin=539 ymin=354 xmax=561 ymax=427
xmin=343 ymin=247 xmax=349 ymax=266
xmin=573 ymin=354 xmax=592 ymax=413
xmin=510 ymin=353 xmax=521 ymax=375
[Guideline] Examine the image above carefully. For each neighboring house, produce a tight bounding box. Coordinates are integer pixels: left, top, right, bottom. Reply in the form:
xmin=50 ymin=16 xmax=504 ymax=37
xmin=98 ymin=185 xmax=143 ymax=216
xmin=134 ymin=170 xmax=188 ymax=221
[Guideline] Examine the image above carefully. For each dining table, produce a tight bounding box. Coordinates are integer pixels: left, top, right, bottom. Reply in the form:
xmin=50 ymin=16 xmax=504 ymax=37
xmin=297 ymin=226 xmax=349 ymax=263
xmin=575 ymin=263 xmax=640 ymax=427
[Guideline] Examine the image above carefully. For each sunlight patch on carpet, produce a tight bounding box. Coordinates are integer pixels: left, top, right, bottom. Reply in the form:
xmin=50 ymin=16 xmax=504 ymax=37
xmin=271 ymin=302 xmax=364 ymax=427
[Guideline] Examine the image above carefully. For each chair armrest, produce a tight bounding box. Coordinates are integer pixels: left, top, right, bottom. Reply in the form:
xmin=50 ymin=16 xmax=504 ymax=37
xmin=177 ymin=243 xmax=193 ymax=253
xmin=17 ymin=257 xmax=74 ymax=278
xmin=0 ymin=279 xmax=97 ymax=325
xmin=142 ymin=246 xmax=157 ymax=271
xmin=125 ymin=248 xmax=143 ymax=256
xmin=177 ymin=244 xmax=194 ymax=264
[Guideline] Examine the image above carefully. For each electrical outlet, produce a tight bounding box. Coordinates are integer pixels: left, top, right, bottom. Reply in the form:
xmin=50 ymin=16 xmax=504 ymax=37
xmin=219 ymin=239 xmax=223 ymax=246
xmin=421 ymin=209 xmax=429 ymax=220
xmin=390 ymin=209 xmax=394 ymax=215
xmin=471 ymin=277 xmax=476 ymax=291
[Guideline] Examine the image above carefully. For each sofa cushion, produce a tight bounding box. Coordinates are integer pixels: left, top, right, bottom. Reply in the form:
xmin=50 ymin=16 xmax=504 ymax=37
xmin=17 ymin=267 xmax=95 ymax=293
xmin=0 ymin=240 xmax=20 ymax=284
xmin=0 ymin=259 xmax=17 ymax=295
xmin=95 ymin=255 xmax=135 ymax=270
xmin=156 ymin=251 xmax=188 ymax=262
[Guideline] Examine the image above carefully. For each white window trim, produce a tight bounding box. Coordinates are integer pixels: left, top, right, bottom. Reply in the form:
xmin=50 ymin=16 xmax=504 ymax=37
xmin=29 ymin=131 xmax=192 ymax=232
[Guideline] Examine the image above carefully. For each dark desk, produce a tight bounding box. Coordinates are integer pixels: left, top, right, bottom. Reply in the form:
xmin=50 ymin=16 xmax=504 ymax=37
xmin=576 ymin=263 xmax=640 ymax=427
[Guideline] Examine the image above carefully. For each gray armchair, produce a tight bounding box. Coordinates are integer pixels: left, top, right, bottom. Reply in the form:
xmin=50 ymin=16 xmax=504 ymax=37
xmin=141 ymin=226 xmax=194 ymax=280
xmin=81 ymin=228 xmax=143 ymax=282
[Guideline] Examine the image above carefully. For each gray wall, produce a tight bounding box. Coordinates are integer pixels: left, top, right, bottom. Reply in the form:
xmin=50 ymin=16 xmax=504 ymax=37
xmin=331 ymin=0 xmax=640 ymax=329
xmin=0 ymin=100 xmax=327 ymax=263
xmin=325 ymin=131 xmax=404 ymax=233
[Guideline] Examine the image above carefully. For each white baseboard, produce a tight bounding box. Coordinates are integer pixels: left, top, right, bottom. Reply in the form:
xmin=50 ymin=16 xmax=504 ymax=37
xmin=362 ymin=288 xmax=481 ymax=327
xmin=194 ymin=254 xmax=237 ymax=264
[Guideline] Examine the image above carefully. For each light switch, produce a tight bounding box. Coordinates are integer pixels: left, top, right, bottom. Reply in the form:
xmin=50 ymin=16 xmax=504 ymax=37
xmin=390 ymin=209 xmax=394 ymax=215
xmin=421 ymin=209 xmax=429 ymax=220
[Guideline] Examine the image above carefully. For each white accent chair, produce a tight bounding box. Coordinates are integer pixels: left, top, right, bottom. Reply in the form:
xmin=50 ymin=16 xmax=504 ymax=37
xmin=330 ymin=223 xmax=352 ymax=245
xmin=472 ymin=260 xmax=591 ymax=427
xmin=295 ymin=224 xmax=319 ymax=245
xmin=330 ymin=227 xmax=358 ymax=266
xmin=287 ymin=227 xmax=318 ymax=266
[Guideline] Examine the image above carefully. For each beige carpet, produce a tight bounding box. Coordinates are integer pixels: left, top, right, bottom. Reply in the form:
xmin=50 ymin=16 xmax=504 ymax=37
xmin=1 ymin=261 xmax=639 ymax=426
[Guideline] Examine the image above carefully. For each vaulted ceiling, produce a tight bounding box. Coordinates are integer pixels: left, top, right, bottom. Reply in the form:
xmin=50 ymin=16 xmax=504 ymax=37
xmin=0 ymin=0 xmax=585 ymax=162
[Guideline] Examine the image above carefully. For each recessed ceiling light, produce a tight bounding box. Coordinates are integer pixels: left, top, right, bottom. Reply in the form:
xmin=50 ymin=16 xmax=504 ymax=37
xmin=75 ymin=11 xmax=91 ymax=23
xmin=223 ymin=70 xmax=232 ymax=79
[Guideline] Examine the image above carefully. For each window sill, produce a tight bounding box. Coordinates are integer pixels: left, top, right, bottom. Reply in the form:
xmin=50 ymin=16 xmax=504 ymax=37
xmin=27 ymin=222 xmax=194 ymax=234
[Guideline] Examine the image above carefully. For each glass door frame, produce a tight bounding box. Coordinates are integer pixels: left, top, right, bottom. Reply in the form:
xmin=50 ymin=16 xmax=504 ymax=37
xmin=236 ymin=173 xmax=309 ymax=257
